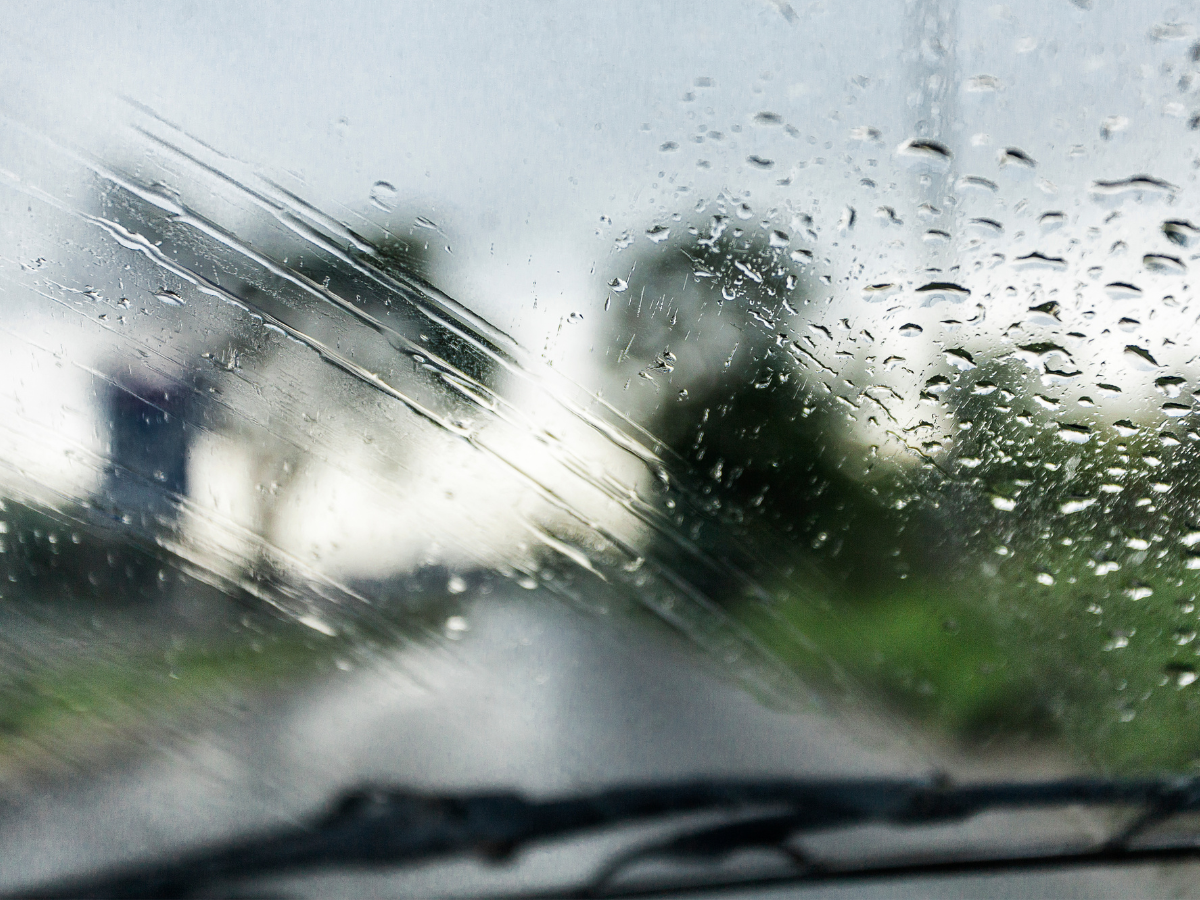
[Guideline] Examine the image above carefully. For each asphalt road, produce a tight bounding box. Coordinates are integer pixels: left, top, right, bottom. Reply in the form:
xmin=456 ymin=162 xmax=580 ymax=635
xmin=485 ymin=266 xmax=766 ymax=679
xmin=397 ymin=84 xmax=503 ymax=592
xmin=0 ymin=588 xmax=1187 ymax=897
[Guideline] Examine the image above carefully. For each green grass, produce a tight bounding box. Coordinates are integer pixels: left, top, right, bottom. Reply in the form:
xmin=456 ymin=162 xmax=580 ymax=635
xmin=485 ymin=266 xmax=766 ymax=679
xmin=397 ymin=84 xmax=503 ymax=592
xmin=739 ymin=543 xmax=1200 ymax=773
xmin=0 ymin=496 xmax=463 ymax=774
xmin=742 ymin=583 xmax=1053 ymax=739
xmin=0 ymin=626 xmax=345 ymax=774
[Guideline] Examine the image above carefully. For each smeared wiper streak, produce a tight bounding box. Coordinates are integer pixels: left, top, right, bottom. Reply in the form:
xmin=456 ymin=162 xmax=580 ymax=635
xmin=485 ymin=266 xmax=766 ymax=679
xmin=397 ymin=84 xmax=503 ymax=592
xmin=0 ymin=104 xmax=809 ymax=690
xmin=18 ymin=774 xmax=1200 ymax=899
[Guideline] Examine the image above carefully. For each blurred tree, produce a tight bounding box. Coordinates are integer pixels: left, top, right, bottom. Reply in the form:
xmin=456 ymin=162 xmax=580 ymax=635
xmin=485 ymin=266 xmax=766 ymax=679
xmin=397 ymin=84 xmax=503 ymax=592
xmin=598 ymin=213 xmax=948 ymax=604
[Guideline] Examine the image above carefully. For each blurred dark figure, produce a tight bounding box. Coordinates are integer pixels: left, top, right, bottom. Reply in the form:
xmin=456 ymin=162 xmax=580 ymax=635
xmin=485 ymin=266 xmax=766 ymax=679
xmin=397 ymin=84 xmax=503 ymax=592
xmin=102 ymin=373 xmax=190 ymax=531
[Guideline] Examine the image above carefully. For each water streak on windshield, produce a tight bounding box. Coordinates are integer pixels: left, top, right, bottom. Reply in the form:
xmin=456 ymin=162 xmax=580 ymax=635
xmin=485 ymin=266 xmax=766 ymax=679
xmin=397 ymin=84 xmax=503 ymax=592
xmin=6 ymin=0 xmax=1200 ymax=894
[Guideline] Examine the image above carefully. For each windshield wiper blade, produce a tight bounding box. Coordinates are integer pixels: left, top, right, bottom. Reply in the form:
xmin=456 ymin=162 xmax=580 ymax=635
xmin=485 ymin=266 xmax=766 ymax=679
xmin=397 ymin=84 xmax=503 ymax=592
xmin=14 ymin=775 xmax=1200 ymax=899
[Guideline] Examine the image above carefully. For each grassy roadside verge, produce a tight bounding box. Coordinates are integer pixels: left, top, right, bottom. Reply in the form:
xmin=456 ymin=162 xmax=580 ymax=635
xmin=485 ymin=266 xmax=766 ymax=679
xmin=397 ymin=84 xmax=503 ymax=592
xmin=739 ymin=547 xmax=1200 ymax=773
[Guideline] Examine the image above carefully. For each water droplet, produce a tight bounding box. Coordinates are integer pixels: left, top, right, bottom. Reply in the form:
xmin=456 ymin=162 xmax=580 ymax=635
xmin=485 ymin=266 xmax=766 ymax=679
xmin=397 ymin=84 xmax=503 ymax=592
xmin=1166 ymin=663 xmax=1199 ymax=688
xmin=957 ymin=175 xmax=998 ymax=193
xmin=1060 ymin=497 xmax=1097 ymax=514
xmin=850 ymin=125 xmax=883 ymax=142
xmin=768 ymin=230 xmax=790 ymax=248
xmin=968 ymin=217 xmax=1004 ymax=235
xmin=1104 ymin=630 xmax=1131 ymax=651
xmin=1105 ymin=282 xmax=1144 ymax=300
xmin=154 ymin=289 xmax=184 ymax=306
xmin=1056 ymin=423 xmax=1093 ymax=444
xmin=916 ymin=281 xmax=971 ymax=300
xmin=1028 ymin=300 xmax=1061 ymax=324
xmin=641 ymin=349 xmax=676 ymax=378
xmin=1039 ymin=211 xmax=1066 ymax=232
xmin=747 ymin=155 xmax=775 ymax=169
xmin=1125 ymin=582 xmax=1154 ymax=601
xmin=447 ymin=575 xmax=467 ymax=594
xmin=944 ymin=349 xmax=976 ymax=370
xmin=568 ymin=312 xmax=584 ymax=324
xmin=645 ymin=225 xmax=671 ymax=243
xmin=659 ymin=141 xmax=679 ymax=152
xmin=965 ymin=74 xmax=1002 ymax=92
xmin=1100 ymin=116 xmax=1129 ymax=140
xmin=445 ymin=615 xmax=469 ymax=639
xmin=1036 ymin=572 xmax=1056 ymax=586
xmin=1015 ymin=252 xmax=1068 ymax=271
xmin=1090 ymin=175 xmax=1177 ymax=201
xmin=1014 ymin=342 xmax=1074 ymax=374
xmin=1144 ymin=254 xmax=1186 ymax=274
xmin=898 ymin=322 xmax=923 ymax=337
xmin=999 ymin=147 xmax=1036 ymax=168
xmin=862 ymin=283 xmax=899 ymax=301
xmin=1156 ymin=375 xmax=1186 ymax=397
xmin=608 ymin=277 xmax=628 ymax=293
xmin=753 ymin=111 xmax=783 ymax=125
xmin=297 ymin=614 xmax=337 ymax=637
xmin=897 ymin=138 xmax=953 ymax=170
xmin=1163 ymin=219 xmax=1199 ymax=247
xmin=1150 ymin=21 xmax=1195 ymax=41
xmin=369 ymin=180 xmax=398 ymax=211
xmin=1124 ymin=345 xmax=1160 ymax=369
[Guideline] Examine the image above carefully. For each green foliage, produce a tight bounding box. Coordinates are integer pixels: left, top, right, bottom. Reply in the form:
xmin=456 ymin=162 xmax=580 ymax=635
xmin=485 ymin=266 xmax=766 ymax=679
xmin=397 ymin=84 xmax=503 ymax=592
xmin=742 ymin=582 xmax=1054 ymax=740
xmin=610 ymin=218 xmax=942 ymax=599
xmin=741 ymin=536 xmax=1200 ymax=772
xmin=610 ymin=218 xmax=1200 ymax=773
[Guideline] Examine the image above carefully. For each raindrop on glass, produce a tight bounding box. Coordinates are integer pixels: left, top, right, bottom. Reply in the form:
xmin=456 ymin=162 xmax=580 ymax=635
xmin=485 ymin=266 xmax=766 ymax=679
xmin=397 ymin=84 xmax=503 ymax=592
xmin=370 ymin=180 xmax=398 ymax=211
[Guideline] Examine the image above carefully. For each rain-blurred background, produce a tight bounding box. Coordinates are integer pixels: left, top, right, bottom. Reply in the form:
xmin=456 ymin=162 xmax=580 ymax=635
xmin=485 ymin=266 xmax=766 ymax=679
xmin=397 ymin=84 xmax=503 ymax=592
xmin=4 ymin=0 xmax=1200 ymax=894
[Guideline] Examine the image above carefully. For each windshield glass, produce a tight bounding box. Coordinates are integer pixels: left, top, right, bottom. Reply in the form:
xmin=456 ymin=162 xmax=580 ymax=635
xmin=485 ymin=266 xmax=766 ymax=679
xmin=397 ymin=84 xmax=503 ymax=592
xmin=5 ymin=1 xmax=1200 ymax=896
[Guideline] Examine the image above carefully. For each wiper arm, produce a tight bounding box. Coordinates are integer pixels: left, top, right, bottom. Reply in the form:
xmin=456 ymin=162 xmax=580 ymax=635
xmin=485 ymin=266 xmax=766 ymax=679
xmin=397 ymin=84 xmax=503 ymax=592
xmin=15 ymin=775 xmax=1200 ymax=899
